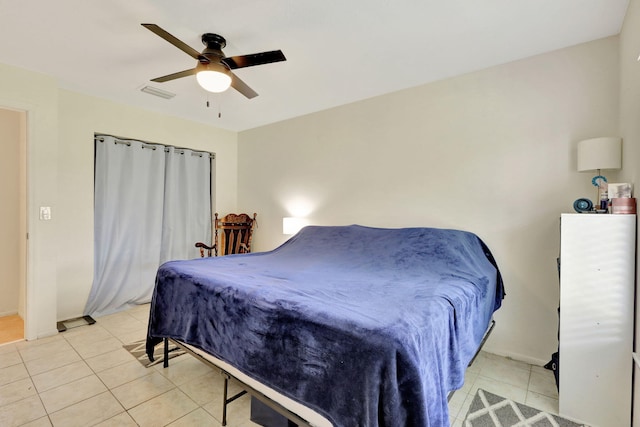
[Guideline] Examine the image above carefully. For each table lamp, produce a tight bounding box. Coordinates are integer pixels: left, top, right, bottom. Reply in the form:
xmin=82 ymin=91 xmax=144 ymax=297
xmin=577 ymin=137 xmax=622 ymax=209
xmin=283 ymin=217 xmax=309 ymax=235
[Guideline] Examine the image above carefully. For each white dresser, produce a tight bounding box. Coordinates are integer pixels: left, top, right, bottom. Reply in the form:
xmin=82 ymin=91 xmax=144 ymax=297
xmin=559 ymin=213 xmax=635 ymax=427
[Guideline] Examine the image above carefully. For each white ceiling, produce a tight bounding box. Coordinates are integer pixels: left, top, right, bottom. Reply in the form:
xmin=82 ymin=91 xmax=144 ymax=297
xmin=0 ymin=0 xmax=629 ymax=131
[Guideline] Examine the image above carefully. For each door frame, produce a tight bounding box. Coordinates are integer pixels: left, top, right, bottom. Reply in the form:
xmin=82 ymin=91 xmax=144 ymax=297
xmin=0 ymin=103 xmax=33 ymax=340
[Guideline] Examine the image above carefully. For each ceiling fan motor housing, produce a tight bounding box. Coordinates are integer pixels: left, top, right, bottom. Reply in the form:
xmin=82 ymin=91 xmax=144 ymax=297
xmin=199 ymin=34 xmax=227 ymax=65
xmin=202 ymin=33 xmax=226 ymax=49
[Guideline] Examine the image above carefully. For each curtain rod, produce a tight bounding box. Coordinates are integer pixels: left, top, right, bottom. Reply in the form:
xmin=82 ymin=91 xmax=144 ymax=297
xmin=94 ymin=134 xmax=215 ymax=159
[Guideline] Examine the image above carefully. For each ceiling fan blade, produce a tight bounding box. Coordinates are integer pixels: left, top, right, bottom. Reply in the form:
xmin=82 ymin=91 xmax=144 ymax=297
xmin=151 ymin=68 xmax=197 ymax=83
xmin=142 ymin=23 xmax=201 ymax=60
xmin=230 ymin=72 xmax=258 ymax=99
xmin=222 ymin=50 xmax=286 ymax=70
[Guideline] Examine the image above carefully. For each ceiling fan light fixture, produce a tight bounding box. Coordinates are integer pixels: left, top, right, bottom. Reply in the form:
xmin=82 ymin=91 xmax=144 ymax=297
xmin=196 ymin=63 xmax=232 ymax=93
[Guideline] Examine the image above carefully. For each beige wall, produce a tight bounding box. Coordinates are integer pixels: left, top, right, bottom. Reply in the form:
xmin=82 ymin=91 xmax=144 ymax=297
xmin=238 ymin=37 xmax=620 ymax=364
xmin=0 ymin=109 xmax=22 ymax=316
xmin=0 ymin=63 xmax=59 ymax=339
xmin=618 ymin=0 xmax=640 ymax=424
xmin=620 ymin=1 xmax=640 ymax=185
xmin=56 ymin=90 xmax=238 ymax=321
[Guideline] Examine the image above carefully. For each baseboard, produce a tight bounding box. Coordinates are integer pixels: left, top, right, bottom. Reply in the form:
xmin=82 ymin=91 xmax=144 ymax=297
xmin=483 ymin=348 xmax=549 ymax=367
xmin=0 ymin=310 xmax=19 ymax=317
xmin=34 ymin=328 xmax=60 ymax=340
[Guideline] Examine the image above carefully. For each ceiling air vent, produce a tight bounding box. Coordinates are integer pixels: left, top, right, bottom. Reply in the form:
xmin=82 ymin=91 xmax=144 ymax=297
xmin=140 ymin=85 xmax=176 ymax=99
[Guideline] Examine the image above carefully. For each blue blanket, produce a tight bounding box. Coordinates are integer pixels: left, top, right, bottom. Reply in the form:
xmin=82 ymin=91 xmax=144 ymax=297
xmin=147 ymin=225 xmax=504 ymax=426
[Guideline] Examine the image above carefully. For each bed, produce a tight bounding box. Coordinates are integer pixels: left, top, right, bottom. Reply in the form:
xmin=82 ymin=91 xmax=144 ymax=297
xmin=146 ymin=224 xmax=504 ymax=427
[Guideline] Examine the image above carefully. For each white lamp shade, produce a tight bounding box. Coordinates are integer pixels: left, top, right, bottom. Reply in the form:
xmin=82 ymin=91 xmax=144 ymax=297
xmin=196 ymin=63 xmax=232 ymax=93
xmin=577 ymin=137 xmax=622 ymax=172
xmin=283 ymin=217 xmax=309 ymax=235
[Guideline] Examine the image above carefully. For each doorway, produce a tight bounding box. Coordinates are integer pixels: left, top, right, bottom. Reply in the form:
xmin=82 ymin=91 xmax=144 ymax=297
xmin=0 ymin=107 xmax=26 ymax=345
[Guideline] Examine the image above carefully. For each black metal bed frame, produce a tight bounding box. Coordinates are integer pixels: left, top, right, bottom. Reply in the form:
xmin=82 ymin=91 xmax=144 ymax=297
xmin=447 ymin=319 xmax=495 ymax=401
xmin=162 ymin=318 xmax=496 ymax=426
xmin=163 ymin=338 xmax=314 ymax=427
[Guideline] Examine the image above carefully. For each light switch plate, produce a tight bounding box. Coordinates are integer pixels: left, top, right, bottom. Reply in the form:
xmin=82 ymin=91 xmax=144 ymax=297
xmin=40 ymin=206 xmax=51 ymax=220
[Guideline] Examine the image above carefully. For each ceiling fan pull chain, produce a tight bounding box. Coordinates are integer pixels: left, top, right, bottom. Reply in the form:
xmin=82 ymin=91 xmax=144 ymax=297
xmin=204 ymin=94 xmax=221 ymax=117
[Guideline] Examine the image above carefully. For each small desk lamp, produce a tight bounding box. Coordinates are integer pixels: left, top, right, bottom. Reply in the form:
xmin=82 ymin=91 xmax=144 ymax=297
xmin=577 ymin=137 xmax=622 ymax=208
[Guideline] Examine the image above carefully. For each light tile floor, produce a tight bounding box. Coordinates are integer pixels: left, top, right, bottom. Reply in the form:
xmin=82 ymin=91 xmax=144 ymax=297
xmin=0 ymin=304 xmax=559 ymax=426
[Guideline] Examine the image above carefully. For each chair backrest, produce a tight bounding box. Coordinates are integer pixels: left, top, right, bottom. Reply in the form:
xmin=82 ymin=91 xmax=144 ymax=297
xmin=215 ymin=212 xmax=257 ymax=256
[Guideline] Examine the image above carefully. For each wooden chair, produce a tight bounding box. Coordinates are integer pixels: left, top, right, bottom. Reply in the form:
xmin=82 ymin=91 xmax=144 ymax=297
xmin=195 ymin=213 xmax=257 ymax=257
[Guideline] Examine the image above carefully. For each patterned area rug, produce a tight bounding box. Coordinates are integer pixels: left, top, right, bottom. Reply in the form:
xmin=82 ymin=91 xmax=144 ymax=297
xmin=123 ymin=339 xmax=185 ymax=368
xmin=464 ymin=389 xmax=589 ymax=427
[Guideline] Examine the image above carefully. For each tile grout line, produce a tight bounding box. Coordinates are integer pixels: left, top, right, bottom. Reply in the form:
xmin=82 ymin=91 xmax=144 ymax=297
xmin=14 ymin=341 xmax=54 ymax=426
xmin=53 ymin=322 xmax=202 ymax=426
xmin=61 ymin=331 xmax=132 ymax=427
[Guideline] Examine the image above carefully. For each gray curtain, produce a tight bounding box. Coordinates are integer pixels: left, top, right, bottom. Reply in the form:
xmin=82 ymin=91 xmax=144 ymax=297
xmin=161 ymin=146 xmax=213 ymax=263
xmin=85 ymin=135 xmax=212 ymax=317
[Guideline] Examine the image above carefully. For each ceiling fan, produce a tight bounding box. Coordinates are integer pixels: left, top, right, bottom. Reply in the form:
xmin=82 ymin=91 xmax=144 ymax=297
xmin=142 ymin=23 xmax=286 ymax=99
